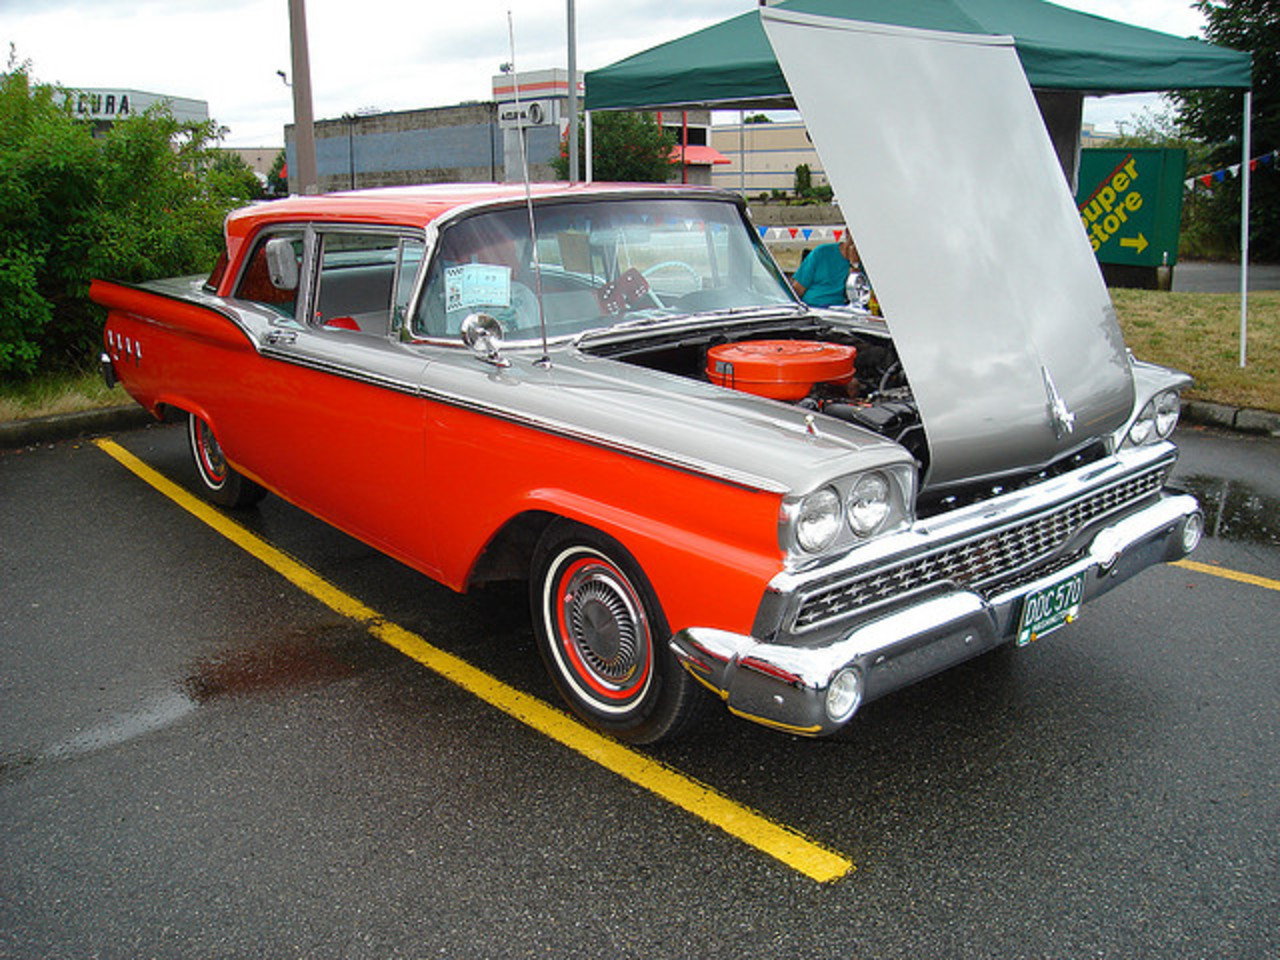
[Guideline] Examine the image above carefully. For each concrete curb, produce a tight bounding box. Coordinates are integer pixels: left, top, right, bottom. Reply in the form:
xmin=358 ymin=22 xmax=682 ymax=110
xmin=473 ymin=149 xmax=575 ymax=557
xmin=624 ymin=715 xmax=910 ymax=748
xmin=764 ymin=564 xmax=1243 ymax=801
xmin=0 ymin=404 xmax=155 ymax=450
xmin=3 ymin=398 xmax=1278 ymax=452
xmin=1183 ymin=401 xmax=1280 ymax=437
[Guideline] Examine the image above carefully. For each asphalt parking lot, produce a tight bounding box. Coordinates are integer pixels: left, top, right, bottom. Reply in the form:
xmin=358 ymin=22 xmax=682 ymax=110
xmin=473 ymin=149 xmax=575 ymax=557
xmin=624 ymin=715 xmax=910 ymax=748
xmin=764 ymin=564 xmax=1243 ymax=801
xmin=2 ymin=421 xmax=1277 ymax=959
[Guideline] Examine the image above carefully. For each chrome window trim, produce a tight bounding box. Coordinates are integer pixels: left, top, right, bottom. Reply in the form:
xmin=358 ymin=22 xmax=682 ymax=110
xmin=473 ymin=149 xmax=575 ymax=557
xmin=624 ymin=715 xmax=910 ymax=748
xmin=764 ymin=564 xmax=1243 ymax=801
xmin=227 ymin=223 xmax=310 ymax=328
xmin=230 ymin=222 xmax=429 ymax=337
xmin=406 ymin=190 xmax=795 ymax=345
xmin=305 ymin=224 xmax=428 ymax=336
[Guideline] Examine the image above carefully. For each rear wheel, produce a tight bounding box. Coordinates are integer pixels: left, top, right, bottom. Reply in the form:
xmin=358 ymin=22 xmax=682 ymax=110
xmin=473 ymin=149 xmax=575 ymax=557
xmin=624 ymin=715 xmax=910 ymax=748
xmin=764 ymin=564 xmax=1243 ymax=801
xmin=530 ymin=522 xmax=702 ymax=744
xmin=187 ymin=413 xmax=266 ymax=508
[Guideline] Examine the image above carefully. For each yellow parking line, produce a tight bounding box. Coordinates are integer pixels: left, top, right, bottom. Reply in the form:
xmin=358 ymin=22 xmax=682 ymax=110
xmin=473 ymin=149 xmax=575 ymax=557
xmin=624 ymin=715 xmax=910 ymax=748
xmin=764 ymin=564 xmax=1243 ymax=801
xmin=94 ymin=438 xmax=853 ymax=884
xmin=1173 ymin=559 xmax=1280 ymax=593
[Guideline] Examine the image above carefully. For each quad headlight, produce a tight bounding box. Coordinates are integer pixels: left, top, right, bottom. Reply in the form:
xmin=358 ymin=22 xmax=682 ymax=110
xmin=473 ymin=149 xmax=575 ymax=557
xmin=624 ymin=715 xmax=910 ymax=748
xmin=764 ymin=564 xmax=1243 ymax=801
xmin=1153 ymin=390 xmax=1181 ymax=437
xmin=847 ymin=471 xmax=893 ymax=537
xmin=784 ymin=465 xmax=915 ymax=560
xmin=795 ymin=486 xmax=844 ymax=553
xmin=1127 ymin=389 xmax=1182 ymax=447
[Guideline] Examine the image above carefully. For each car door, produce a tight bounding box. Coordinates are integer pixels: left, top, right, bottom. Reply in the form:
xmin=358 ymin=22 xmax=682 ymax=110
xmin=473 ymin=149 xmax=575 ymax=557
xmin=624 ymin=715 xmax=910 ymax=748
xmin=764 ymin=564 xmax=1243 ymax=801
xmin=226 ymin=225 xmax=440 ymax=576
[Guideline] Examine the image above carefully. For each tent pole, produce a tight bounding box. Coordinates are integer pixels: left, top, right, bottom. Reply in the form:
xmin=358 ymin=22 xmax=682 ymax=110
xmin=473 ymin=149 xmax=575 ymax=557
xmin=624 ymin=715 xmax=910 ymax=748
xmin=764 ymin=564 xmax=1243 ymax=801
xmin=1239 ymin=89 xmax=1252 ymax=368
xmin=682 ymin=111 xmax=689 ymax=184
xmin=585 ymin=110 xmax=593 ymax=182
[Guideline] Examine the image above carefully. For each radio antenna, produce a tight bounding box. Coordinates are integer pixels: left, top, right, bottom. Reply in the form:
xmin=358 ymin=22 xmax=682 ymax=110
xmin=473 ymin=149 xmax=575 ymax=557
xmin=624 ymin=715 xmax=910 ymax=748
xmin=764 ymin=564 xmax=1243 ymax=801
xmin=507 ymin=11 xmax=551 ymax=367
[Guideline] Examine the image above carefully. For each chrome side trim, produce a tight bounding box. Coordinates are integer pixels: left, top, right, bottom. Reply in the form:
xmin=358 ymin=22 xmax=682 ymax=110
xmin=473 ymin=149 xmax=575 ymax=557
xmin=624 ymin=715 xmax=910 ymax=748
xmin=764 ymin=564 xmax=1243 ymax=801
xmin=413 ymin=377 xmax=791 ymax=495
xmin=256 ymin=347 xmax=423 ymax=397
xmin=252 ymin=346 xmax=790 ymax=494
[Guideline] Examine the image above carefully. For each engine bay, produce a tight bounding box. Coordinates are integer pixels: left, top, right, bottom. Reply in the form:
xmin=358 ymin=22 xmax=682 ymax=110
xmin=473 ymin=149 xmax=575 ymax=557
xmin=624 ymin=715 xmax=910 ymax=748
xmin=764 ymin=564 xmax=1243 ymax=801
xmin=579 ymin=313 xmax=1112 ymax=516
xmin=581 ymin=315 xmax=930 ymax=473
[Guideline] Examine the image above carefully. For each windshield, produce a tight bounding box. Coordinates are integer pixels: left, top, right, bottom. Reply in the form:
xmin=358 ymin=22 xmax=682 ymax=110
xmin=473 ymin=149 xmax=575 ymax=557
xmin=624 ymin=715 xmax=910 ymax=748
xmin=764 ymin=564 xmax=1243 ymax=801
xmin=412 ymin=196 xmax=795 ymax=341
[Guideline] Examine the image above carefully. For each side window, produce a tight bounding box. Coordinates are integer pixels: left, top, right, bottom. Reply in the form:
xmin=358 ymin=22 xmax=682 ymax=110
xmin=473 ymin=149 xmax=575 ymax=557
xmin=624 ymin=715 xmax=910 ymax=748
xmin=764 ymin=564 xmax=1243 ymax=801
xmin=312 ymin=232 xmax=414 ymax=338
xmin=234 ymin=230 xmax=305 ymax=319
xmin=391 ymin=238 xmax=425 ymax=340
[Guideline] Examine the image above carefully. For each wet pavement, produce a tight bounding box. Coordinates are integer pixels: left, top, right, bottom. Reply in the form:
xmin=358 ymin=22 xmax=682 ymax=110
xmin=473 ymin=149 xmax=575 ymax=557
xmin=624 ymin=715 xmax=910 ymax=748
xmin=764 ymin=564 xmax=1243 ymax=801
xmin=1175 ymin=472 xmax=1280 ymax=547
xmin=2 ymin=422 xmax=1277 ymax=959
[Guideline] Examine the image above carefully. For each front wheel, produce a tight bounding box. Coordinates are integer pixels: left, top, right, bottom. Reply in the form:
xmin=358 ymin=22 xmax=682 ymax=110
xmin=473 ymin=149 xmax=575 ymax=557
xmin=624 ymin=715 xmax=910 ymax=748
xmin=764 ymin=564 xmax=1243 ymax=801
xmin=530 ymin=522 xmax=703 ymax=744
xmin=187 ymin=413 xmax=266 ymax=508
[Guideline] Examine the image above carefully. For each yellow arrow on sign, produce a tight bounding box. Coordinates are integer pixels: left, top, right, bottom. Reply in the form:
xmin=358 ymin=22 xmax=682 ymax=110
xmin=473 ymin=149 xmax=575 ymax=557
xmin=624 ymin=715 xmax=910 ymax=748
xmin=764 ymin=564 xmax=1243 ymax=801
xmin=1119 ymin=233 xmax=1149 ymax=254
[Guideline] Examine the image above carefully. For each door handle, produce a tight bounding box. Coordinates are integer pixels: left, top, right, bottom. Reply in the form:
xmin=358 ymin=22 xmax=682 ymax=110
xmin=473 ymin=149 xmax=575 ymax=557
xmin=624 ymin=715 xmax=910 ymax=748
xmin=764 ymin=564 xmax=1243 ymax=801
xmin=264 ymin=329 xmax=298 ymax=346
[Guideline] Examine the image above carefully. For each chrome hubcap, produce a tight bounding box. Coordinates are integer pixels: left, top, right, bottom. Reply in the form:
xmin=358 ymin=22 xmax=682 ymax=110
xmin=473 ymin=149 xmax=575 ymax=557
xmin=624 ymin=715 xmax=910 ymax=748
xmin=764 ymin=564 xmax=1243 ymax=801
xmin=198 ymin=425 xmax=227 ymax=480
xmin=566 ymin=573 xmax=641 ymax=684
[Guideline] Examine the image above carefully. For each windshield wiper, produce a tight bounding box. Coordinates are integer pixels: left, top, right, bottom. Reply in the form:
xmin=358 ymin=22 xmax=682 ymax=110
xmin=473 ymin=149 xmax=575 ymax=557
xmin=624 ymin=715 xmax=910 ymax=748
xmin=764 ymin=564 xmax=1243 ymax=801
xmin=696 ymin=303 xmax=808 ymax=320
xmin=576 ymin=310 xmax=685 ymax=341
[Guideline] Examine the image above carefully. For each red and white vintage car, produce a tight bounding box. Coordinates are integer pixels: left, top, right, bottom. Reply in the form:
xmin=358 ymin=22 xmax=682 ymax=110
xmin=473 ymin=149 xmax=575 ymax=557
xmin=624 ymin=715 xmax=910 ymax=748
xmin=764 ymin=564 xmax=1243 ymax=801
xmin=92 ymin=14 xmax=1203 ymax=742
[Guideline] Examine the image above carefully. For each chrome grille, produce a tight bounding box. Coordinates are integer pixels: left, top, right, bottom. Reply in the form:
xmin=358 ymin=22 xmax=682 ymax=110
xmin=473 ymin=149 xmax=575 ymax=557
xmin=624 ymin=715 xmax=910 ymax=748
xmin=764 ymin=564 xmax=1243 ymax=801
xmin=792 ymin=465 xmax=1168 ymax=632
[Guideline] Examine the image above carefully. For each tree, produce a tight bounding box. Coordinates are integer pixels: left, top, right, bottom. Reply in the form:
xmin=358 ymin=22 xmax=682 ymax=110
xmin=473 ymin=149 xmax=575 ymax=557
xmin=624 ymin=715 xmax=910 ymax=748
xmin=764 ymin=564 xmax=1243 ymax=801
xmin=267 ymin=149 xmax=288 ymax=197
xmin=552 ymin=111 xmax=675 ymax=183
xmin=1170 ymin=0 xmax=1279 ymax=260
xmin=789 ymin=163 xmax=831 ymax=204
xmin=794 ymin=163 xmax=812 ymax=196
xmin=0 ymin=54 xmax=264 ymax=377
xmin=0 ymin=56 xmax=101 ymax=375
xmin=207 ymin=150 xmax=266 ymax=205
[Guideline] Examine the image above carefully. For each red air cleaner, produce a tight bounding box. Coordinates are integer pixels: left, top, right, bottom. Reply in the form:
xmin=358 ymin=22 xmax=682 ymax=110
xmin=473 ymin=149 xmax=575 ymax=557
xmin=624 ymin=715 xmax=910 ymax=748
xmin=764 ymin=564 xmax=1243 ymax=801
xmin=706 ymin=340 xmax=856 ymax=401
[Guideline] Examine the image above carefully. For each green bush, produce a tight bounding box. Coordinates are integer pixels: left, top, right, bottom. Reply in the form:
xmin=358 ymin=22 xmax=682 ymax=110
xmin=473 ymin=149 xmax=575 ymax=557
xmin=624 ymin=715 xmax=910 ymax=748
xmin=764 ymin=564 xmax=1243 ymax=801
xmin=0 ymin=57 xmax=262 ymax=379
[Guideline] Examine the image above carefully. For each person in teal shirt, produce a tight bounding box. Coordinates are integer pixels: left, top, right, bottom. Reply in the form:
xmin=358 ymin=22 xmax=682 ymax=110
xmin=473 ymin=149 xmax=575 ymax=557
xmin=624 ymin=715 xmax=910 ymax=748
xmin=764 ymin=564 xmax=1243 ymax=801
xmin=791 ymin=230 xmax=875 ymax=310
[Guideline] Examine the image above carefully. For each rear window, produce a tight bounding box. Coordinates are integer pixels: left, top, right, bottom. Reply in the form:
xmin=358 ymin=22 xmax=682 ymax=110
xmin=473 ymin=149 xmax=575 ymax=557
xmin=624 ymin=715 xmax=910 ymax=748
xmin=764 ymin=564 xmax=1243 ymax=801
xmin=204 ymin=250 xmax=229 ymax=292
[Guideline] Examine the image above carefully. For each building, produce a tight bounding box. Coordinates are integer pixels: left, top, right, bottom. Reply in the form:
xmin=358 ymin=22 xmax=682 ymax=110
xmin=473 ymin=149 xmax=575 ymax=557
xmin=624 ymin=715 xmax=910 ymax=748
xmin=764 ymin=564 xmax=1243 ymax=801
xmin=712 ymin=114 xmax=1125 ymax=199
xmin=1080 ymin=123 xmax=1121 ymax=149
xmin=291 ymin=103 xmax=505 ymax=194
xmin=285 ymin=69 xmax=727 ymax=193
xmin=68 ymin=88 xmax=208 ymax=137
xmin=225 ymin=147 xmax=284 ymax=180
xmin=711 ymin=119 xmax=826 ymax=197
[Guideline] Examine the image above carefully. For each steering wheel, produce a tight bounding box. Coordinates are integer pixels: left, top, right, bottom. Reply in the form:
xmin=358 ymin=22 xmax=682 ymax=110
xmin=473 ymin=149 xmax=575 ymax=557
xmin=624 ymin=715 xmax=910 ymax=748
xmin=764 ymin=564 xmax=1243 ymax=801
xmin=641 ymin=261 xmax=702 ymax=306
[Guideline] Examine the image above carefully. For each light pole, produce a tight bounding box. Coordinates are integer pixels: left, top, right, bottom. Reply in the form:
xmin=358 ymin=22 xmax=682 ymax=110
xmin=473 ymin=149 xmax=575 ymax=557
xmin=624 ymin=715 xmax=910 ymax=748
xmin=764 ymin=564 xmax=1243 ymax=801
xmin=288 ymin=0 xmax=318 ymax=194
xmin=342 ymin=113 xmax=356 ymax=189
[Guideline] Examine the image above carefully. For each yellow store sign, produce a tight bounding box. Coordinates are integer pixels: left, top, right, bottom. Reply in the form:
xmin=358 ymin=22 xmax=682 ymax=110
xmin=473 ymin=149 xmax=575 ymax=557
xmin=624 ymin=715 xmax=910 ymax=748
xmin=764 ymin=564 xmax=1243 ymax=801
xmin=1075 ymin=148 xmax=1187 ymax=268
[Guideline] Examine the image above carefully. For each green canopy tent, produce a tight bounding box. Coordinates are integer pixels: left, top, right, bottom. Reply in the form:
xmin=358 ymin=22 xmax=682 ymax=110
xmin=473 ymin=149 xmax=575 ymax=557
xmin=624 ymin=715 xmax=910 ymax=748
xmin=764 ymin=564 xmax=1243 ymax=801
xmin=585 ymin=0 xmax=1251 ymax=110
xmin=583 ymin=0 xmax=1257 ymax=363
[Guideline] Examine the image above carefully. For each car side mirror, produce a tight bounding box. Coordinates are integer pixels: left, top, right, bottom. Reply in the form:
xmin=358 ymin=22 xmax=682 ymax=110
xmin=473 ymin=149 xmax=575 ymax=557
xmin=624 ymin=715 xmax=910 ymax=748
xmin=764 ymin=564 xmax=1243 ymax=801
xmin=265 ymin=238 xmax=299 ymax=291
xmin=460 ymin=312 xmax=510 ymax=368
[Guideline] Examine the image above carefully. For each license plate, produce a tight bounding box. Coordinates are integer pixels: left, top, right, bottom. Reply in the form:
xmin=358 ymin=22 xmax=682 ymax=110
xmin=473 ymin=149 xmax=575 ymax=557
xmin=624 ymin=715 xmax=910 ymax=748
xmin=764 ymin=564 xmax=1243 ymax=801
xmin=1017 ymin=570 xmax=1085 ymax=647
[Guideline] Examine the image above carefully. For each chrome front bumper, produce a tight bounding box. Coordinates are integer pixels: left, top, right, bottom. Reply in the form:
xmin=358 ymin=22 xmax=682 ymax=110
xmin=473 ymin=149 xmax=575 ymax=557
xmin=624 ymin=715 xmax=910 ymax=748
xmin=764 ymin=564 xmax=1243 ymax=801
xmin=671 ymin=490 xmax=1202 ymax=737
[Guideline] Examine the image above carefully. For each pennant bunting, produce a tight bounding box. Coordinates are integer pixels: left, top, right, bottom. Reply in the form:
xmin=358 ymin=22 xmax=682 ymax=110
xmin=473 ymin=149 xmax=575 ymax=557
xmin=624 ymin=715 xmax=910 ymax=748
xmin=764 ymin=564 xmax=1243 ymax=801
xmin=1186 ymin=150 xmax=1279 ymax=191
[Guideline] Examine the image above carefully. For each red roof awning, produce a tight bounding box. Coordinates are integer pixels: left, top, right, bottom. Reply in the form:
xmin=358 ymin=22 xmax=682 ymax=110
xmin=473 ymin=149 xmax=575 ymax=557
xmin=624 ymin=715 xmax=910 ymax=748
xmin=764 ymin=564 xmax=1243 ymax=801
xmin=670 ymin=144 xmax=732 ymax=166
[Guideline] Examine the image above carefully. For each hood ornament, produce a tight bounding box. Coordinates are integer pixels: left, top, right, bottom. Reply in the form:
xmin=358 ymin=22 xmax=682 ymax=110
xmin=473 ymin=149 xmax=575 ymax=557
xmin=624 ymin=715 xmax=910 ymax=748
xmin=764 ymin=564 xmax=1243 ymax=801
xmin=1042 ymin=367 xmax=1076 ymax=439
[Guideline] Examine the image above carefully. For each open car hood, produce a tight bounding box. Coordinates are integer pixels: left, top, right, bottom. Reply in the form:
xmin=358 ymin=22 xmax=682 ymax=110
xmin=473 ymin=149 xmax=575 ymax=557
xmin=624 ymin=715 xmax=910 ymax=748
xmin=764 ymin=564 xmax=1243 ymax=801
xmin=762 ymin=9 xmax=1134 ymax=489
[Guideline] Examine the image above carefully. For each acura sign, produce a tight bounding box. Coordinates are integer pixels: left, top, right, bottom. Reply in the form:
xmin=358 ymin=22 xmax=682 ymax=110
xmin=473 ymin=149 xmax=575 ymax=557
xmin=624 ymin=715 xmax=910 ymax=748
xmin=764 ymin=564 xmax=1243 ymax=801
xmin=498 ymin=99 xmax=557 ymax=129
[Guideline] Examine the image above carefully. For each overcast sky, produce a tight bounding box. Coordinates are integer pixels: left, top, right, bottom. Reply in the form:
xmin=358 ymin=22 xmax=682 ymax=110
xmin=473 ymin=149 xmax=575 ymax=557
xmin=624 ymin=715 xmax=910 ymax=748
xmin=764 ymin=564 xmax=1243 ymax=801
xmin=4 ymin=0 xmax=1207 ymax=148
